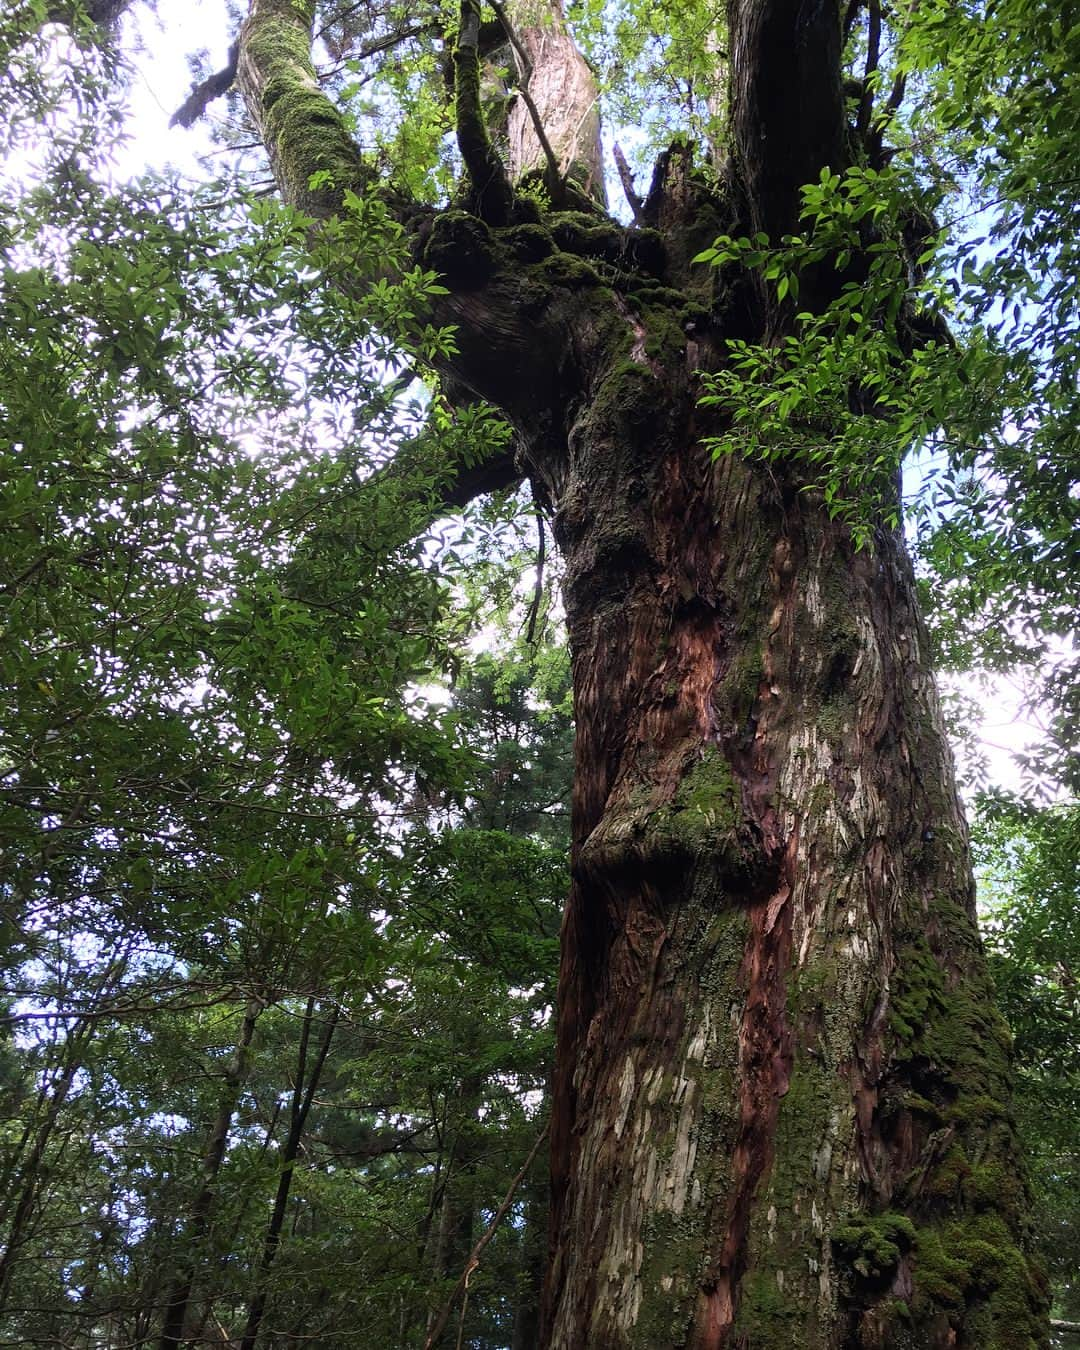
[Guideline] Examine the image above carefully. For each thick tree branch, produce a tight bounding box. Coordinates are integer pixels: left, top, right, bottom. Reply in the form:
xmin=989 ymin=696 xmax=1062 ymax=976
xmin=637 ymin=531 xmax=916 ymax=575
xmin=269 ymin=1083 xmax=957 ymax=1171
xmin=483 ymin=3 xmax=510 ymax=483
xmin=236 ymin=0 xmax=370 ymax=217
xmin=885 ymin=68 xmax=908 ymax=117
xmin=487 ymin=0 xmax=563 ymax=196
xmin=171 ymin=41 xmax=239 ymax=128
xmin=504 ymin=0 xmax=605 ymax=204
xmin=342 ymin=425 xmax=522 ymax=524
xmin=454 ymin=0 xmax=515 ymax=221
xmin=727 ymin=0 xmax=847 ymax=238
xmin=524 ymin=506 xmax=547 ymax=644
xmin=613 ymin=141 xmax=645 ymax=223
xmin=441 ymin=450 xmax=523 ymax=508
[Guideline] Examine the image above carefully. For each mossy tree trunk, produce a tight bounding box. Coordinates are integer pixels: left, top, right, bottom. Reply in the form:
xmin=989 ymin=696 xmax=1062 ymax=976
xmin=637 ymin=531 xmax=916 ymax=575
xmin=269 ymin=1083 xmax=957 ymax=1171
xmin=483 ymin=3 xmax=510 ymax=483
xmin=541 ymin=384 xmax=1045 ymax=1348
xmin=227 ymin=1 xmax=1049 ymax=1346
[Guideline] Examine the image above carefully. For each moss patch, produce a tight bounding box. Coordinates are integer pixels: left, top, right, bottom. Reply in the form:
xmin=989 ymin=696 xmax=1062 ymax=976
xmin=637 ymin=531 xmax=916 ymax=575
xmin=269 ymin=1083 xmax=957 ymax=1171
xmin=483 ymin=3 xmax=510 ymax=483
xmin=912 ymin=1215 xmax=1048 ymax=1349
xmin=714 ymin=639 xmax=764 ymax=733
xmin=630 ymin=1211 xmax=705 ymax=1346
xmin=672 ymin=745 xmax=741 ymax=826
xmin=423 ymin=210 xmax=495 ymax=287
xmin=886 ymin=899 xmax=1049 ymax=1343
xmin=732 ymin=1271 xmax=803 ymax=1347
xmin=536 ymin=250 xmax=602 ymax=288
xmin=499 ymin=222 xmax=555 ymax=263
xmin=548 ymin=211 xmax=623 ymax=260
xmin=589 ymin=360 xmax=661 ymax=430
xmin=888 ymin=919 xmax=1014 ymax=1112
xmin=833 ymin=1213 xmax=916 ymax=1285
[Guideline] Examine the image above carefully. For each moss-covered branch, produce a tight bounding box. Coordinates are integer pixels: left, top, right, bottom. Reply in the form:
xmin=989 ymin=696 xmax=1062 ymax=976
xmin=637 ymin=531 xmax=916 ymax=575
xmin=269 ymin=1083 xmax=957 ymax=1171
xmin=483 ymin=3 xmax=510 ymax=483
xmin=236 ymin=0 xmax=370 ymax=216
xmin=454 ymin=0 xmax=515 ymax=222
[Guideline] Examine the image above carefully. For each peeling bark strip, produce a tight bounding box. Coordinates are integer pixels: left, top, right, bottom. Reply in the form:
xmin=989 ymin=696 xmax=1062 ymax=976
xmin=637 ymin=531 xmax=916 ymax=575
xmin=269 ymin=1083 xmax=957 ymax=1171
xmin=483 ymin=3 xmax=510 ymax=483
xmin=704 ymin=832 xmax=796 ymax=1347
xmin=233 ymin=1 xmax=1048 ymax=1346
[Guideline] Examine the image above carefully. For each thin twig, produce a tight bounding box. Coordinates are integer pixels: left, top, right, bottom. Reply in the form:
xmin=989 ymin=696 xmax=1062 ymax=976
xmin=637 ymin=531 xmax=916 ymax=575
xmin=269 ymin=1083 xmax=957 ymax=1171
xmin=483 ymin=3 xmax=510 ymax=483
xmin=422 ymin=1123 xmax=549 ymax=1350
xmin=487 ymin=0 xmax=563 ymax=193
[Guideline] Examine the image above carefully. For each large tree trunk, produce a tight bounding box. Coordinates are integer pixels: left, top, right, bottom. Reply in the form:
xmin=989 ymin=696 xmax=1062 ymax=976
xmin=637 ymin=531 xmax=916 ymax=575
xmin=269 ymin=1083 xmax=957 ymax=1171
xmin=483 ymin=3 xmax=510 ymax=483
xmin=541 ymin=379 xmax=1044 ymax=1348
xmin=232 ymin=2 xmax=1049 ymax=1346
xmin=421 ymin=204 xmax=1046 ymax=1344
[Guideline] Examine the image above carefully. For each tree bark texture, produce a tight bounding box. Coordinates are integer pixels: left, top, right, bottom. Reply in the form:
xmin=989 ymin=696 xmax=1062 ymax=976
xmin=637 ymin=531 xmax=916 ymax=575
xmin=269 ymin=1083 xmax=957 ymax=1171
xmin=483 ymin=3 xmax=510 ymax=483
xmin=503 ymin=0 xmax=605 ymax=204
xmin=233 ymin=2 xmax=1049 ymax=1346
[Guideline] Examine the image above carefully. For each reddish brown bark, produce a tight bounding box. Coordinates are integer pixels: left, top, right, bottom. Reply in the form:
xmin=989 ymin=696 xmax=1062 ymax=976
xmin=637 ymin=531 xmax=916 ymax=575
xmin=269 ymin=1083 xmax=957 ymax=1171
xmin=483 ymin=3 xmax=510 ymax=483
xmin=537 ymin=354 xmax=1043 ymax=1343
xmin=503 ymin=0 xmax=605 ymax=203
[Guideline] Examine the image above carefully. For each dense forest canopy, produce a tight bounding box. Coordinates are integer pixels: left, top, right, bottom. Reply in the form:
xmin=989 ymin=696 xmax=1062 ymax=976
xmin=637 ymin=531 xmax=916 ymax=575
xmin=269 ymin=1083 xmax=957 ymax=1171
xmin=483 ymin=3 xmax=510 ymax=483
xmin=0 ymin=0 xmax=1078 ymax=1347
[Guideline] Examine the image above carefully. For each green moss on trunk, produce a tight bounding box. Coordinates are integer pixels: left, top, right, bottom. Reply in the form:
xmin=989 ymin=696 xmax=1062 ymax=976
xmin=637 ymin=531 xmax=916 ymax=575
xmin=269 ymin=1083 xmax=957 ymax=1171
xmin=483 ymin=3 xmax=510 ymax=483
xmin=242 ymin=2 xmax=369 ymax=215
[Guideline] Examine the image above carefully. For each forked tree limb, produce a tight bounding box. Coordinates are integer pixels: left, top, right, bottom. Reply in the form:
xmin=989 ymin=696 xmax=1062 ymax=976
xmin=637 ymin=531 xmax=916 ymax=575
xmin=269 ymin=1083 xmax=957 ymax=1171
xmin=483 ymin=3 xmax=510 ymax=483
xmin=613 ymin=141 xmax=645 ymax=223
xmin=234 ymin=0 xmax=530 ymax=513
xmin=238 ymin=1002 xmax=340 ymax=1350
xmin=172 ymin=21 xmax=435 ymax=128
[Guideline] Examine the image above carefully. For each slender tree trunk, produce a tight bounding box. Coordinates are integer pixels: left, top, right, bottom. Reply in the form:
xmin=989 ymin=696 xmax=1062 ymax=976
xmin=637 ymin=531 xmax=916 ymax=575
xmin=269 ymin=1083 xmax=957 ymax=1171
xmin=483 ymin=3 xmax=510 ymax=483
xmin=0 ymin=947 xmax=127 ymax=1316
xmin=239 ymin=1000 xmax=338 ymax=1350
xmin=424 ymin=1079 xmax=483 ymax=1341
xmin=158 ymin=997 xmax=262 ymax=1350
xmin=0 ymin=1049 xmax=82 ymax=1314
